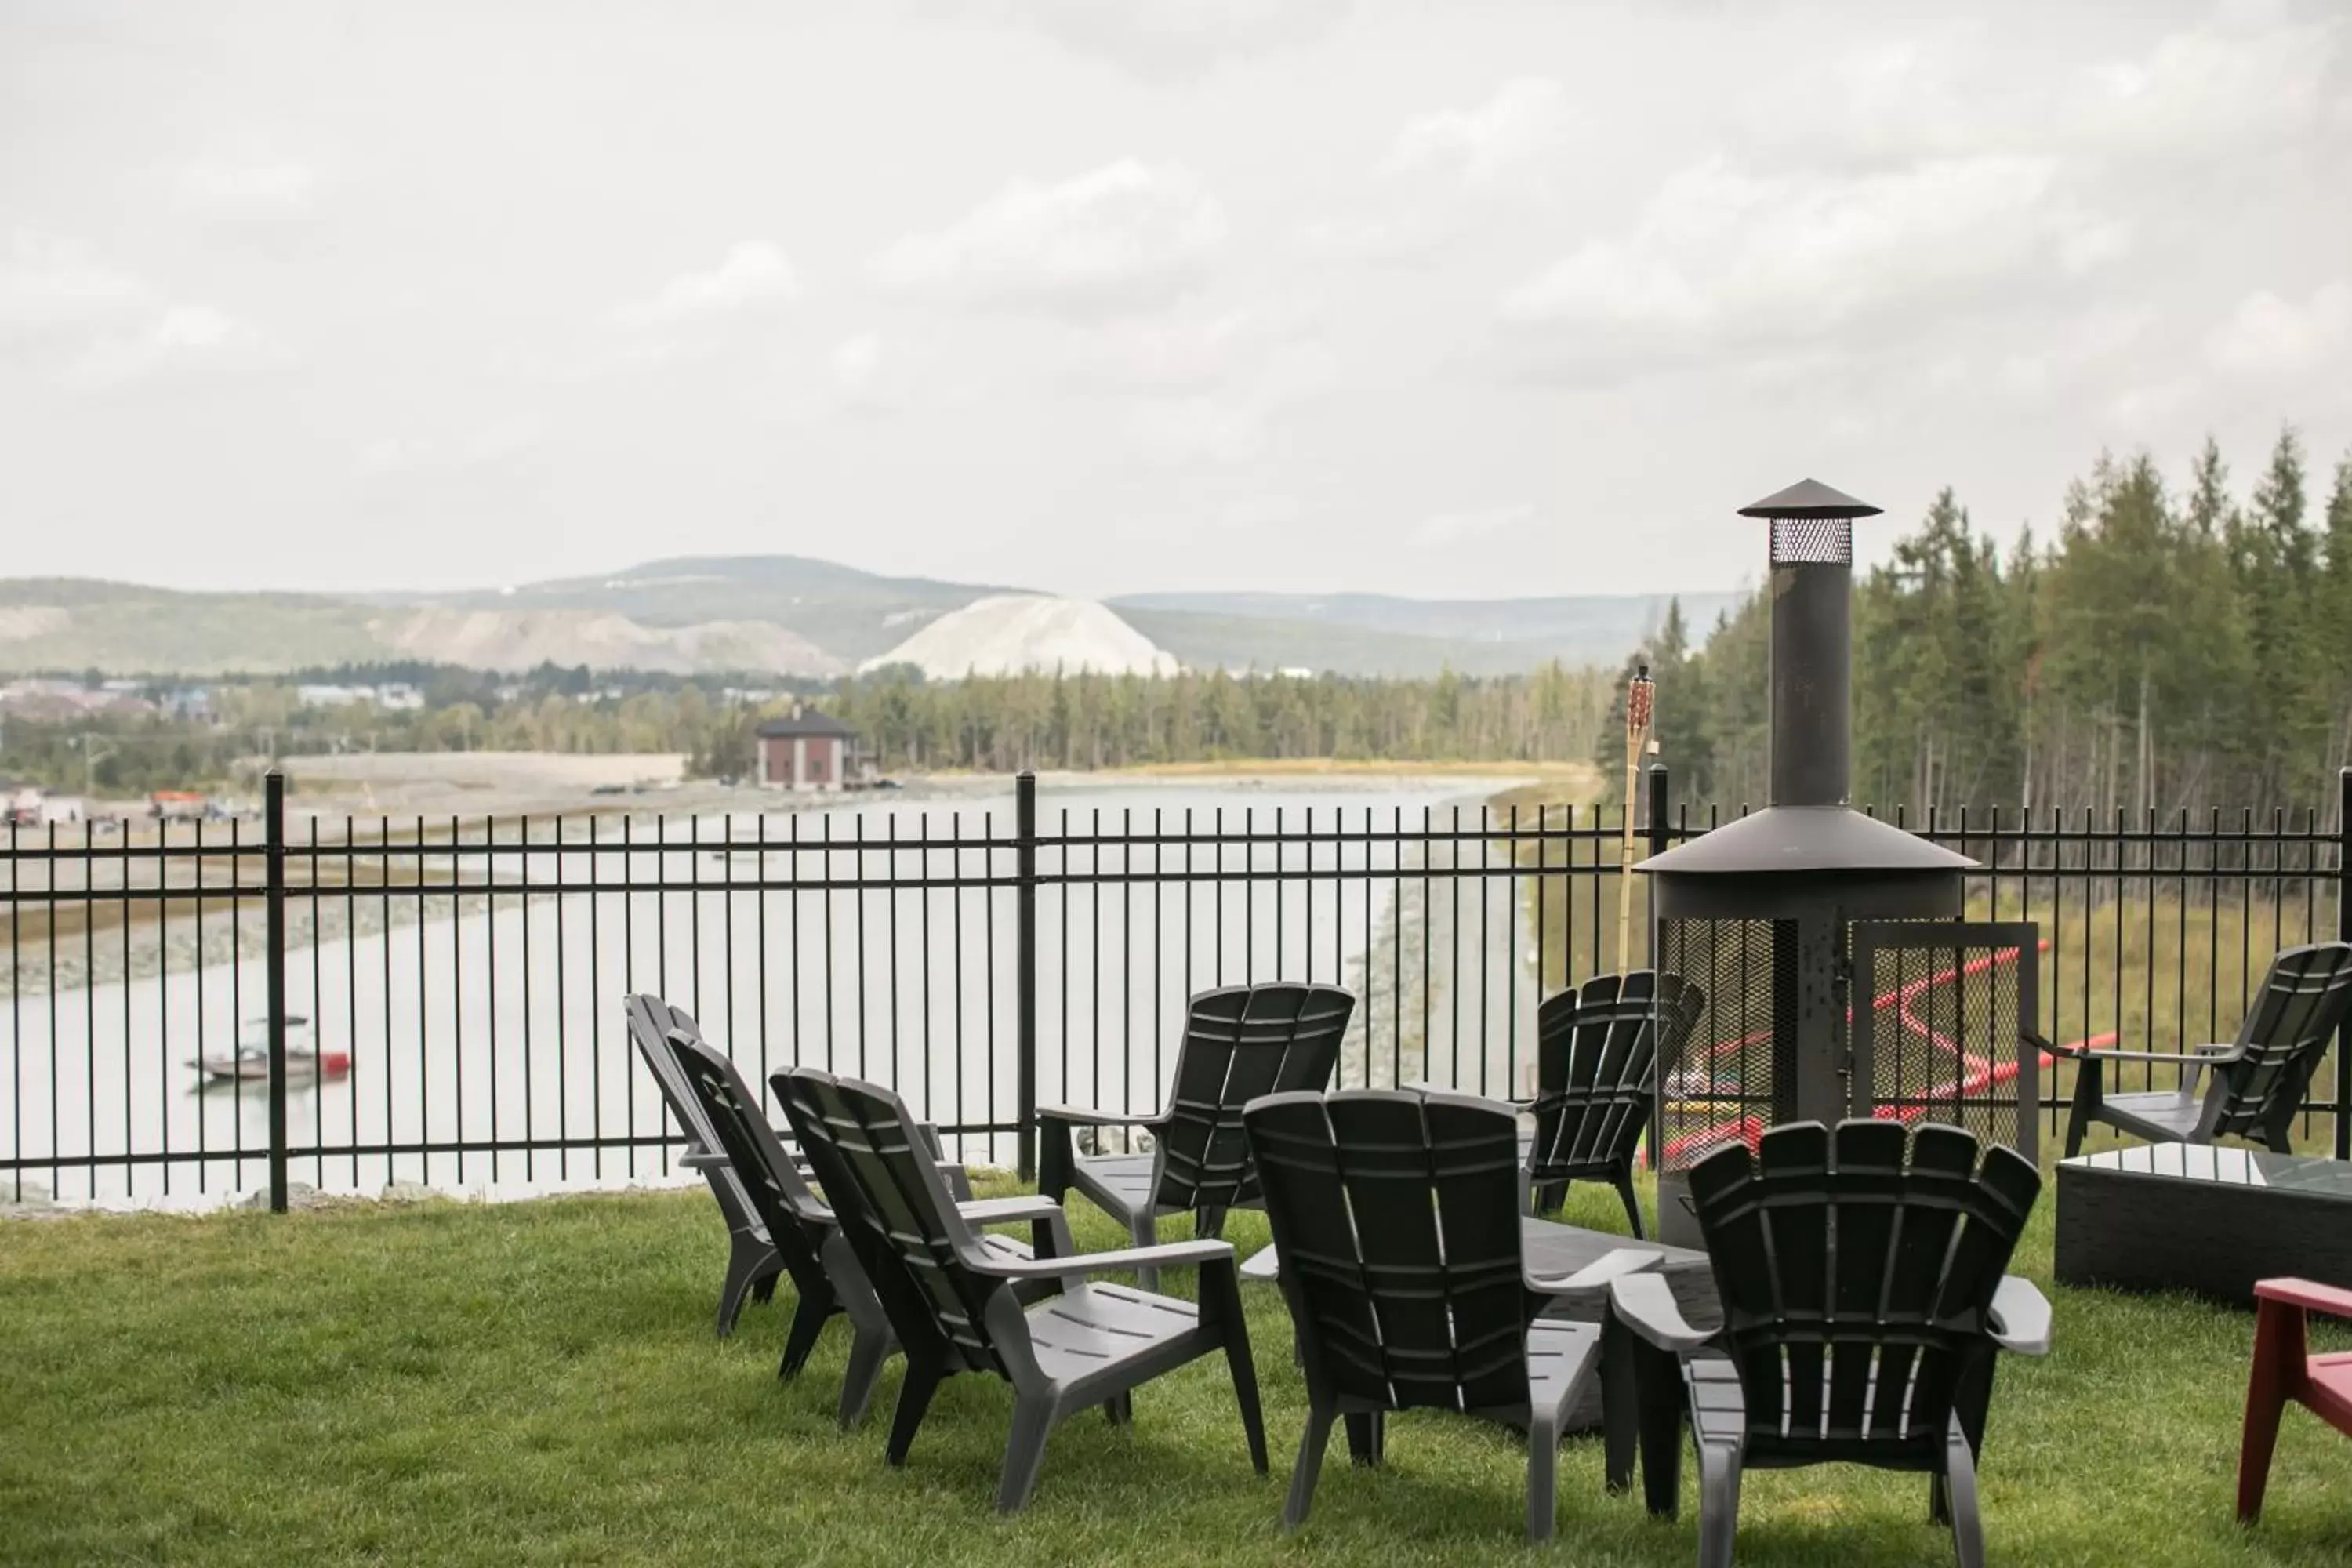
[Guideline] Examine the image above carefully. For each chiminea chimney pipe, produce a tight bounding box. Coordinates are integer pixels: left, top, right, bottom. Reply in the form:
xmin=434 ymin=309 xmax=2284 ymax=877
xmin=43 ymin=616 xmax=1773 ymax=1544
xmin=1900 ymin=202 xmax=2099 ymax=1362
xmin=1737 ymin=481 xmax=1882 ymax=810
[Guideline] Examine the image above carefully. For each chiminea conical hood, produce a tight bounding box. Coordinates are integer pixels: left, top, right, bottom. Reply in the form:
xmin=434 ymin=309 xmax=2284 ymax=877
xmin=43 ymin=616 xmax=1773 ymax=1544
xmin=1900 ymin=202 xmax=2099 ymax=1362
xmin=1636 ymin=478 xmax=1976 ymax=910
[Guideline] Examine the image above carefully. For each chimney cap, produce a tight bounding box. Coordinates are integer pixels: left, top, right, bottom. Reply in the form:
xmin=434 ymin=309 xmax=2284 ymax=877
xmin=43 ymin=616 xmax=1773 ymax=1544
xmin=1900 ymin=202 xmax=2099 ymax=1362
xmin=1738 ymin=479 xmax=1882 ymax=521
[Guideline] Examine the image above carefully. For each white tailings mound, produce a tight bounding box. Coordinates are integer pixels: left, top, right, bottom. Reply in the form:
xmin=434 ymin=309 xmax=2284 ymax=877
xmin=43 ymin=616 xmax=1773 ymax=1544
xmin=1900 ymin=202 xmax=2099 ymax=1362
xmin=862 ymin=594 xmax=1179 ymax=679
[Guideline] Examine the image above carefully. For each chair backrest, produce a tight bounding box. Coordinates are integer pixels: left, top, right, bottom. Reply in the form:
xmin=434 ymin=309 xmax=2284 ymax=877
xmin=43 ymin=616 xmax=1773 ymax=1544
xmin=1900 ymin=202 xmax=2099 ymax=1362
xmin=1245 ymin=1088 xmax=1537 ymax=1414
xmin=626 ymin=994 xmax=765 ymax=1228
xmin=662 ymin=1029 xmax=834 ymax=1269
xmin=1687 ymin=1120 xmax=2039 ymax=1461
xmin=1149 ymin=982 xmax=1356 ymax=1214
xmin=1524 ymin=970 xmax=1703 ymax=1180
xmin=2207 ymin=942 xmax=2352 ymax=1140
xmin=773 ymin=1067 xmax=1008 ymax=1377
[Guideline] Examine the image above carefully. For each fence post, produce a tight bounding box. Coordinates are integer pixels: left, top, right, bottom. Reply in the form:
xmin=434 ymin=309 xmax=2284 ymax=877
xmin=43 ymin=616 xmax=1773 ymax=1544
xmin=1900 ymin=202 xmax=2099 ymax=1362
xmin=264 ymin=770 xmax=290 ymax=1214
xmin=1014 ymin=771 xmax=1038 ymax=1182
xmin=2338 ymin=768 xmax=2349 ymax=1162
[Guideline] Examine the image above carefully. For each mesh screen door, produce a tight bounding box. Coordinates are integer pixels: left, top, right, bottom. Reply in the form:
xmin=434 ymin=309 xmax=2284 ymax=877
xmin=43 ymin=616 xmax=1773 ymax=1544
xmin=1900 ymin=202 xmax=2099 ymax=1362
xmin=1849 ymin=921 xmax=2040 ymax=1163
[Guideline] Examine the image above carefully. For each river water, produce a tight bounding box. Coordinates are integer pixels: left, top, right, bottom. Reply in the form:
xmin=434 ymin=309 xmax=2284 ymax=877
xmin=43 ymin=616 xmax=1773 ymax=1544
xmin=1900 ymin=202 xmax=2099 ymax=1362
xmin=5 ymin=776 xmax=1561 ymax=1206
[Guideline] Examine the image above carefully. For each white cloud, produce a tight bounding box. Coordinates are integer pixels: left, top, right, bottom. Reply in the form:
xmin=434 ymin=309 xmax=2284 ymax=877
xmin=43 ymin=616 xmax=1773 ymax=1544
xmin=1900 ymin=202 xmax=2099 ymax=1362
xmin=1412 ymin=503 xmax=1538 ymax=549
xmin=878 ymin=159 xmax=1226 ymax=317
xmin=615 ymin=241 xmax=797 ymax=329
xmin=176 ymin=155 xmax=323 ymax=219
xmin=0 ymin=230 xmax=264 ymax=389
xmin=2204 ymin=280 xmax=2352 ymax=376
xmin=1499 ymin=154 xmax=2122 ymax=372
xmin=1123 ymin=334 xmax=1337 ymax=464
xmin=909 ymin=0 xmax=1357 ymax=81
xmin=1389 ymin=78 xmax=1576 ymax=190
xmin=2069 ymin=13 xmax=2345 ymax=155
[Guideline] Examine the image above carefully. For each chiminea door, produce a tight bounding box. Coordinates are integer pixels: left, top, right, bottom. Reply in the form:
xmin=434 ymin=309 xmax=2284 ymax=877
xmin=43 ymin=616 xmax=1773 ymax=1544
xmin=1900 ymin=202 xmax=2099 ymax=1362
xmin=1847 ymin=921 xmax=2041 ymax=1163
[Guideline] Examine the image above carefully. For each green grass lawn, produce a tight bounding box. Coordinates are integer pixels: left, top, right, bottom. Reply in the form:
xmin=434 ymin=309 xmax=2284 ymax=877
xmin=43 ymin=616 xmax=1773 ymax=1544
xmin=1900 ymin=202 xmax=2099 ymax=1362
xmin=4 ymin=1178 xmax=2350 ymax=1568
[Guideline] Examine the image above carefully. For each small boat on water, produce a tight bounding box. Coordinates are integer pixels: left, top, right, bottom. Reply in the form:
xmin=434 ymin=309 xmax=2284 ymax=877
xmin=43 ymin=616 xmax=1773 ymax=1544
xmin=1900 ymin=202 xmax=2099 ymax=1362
xmin=187 ymin=1017 xmax=352 ymax=1087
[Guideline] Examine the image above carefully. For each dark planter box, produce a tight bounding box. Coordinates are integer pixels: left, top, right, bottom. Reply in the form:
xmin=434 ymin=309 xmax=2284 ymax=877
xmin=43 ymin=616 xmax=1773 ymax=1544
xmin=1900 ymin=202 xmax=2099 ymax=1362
xmin=2056 ymin=1145 xmax=2352 ymax=1307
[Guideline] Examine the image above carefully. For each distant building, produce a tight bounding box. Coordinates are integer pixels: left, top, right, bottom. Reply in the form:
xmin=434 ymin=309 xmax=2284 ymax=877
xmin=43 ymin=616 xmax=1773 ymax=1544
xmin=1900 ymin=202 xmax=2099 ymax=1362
xmin=754 ymin=709 xmax=862 ymax=793
xmin=296 ymin=684 xmax=372 ymax=708
xmin=377 ymin=684 xmax=425 ymax=712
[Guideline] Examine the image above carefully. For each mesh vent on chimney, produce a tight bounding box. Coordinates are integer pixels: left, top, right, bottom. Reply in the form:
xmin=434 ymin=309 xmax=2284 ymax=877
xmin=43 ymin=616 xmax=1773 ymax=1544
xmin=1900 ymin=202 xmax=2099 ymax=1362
xmin=1769 ymin=516 xmax=1853 ymax=565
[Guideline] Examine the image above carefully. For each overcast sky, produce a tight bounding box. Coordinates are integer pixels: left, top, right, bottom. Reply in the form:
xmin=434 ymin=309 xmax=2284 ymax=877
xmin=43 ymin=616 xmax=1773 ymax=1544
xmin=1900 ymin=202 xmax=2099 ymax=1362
xmin=3 ymin=0 xmax=2348 ymax=601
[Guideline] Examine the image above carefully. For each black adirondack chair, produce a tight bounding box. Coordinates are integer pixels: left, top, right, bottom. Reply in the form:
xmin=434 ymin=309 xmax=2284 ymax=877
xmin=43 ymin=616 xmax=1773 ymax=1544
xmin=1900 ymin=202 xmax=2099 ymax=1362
xmin=1244 ymin=1087 xmax=1660 ymax=1541
xmin=1604 ymin=1120 xmax=2052 ymax=1568
xmin=1038 ymin=981 xmax=1353 ymax=1290
xmin=1521 ymin=971 xmax=1704 ymax=1237
xmin=777 ymin=1065 xmax=1269 ymax=1513
xmin=2048 ymin=941 xmax=2352 ymax=1157
xmin=626 ymin=994 xmax=782 ymax=1336
xmin=627 ymin=994 xmax=976 ymax=1336
xmin=663 ymin=1030 xmax=1063 ymax=1428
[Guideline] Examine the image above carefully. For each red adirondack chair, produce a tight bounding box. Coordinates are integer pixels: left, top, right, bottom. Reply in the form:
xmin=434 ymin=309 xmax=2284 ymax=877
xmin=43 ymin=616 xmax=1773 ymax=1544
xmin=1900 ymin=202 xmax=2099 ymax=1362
xmin=2238 ymin=1277 xmax=2352 ymax=1523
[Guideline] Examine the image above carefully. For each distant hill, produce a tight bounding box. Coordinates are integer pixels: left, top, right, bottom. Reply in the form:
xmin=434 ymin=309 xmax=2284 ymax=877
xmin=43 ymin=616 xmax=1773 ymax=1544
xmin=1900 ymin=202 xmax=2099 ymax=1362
xmin=1112 ymin=590 xmax=1744 ymax=671
xmin=0 ymin=559 xmax=1733 ymax=680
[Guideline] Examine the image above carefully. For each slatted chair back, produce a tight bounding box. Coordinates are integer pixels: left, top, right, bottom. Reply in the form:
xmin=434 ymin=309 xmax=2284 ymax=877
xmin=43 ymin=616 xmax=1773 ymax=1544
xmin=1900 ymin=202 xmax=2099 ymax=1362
xmin=1149 ymin=982 xmax=1355 ymax=1216
xmin=626 ymin=996 xmax=767 ymax=1229
xmin=774 ymin=1067 xmax=1007 ymax=1378
xmin=663 ymin=1031 xmax=833 ymax=1261
xmin=1525 ymin=971 xmax=1703 ymax=1181
xmin=2205 ymin=942 xmax=2352 ymax=1143
xmin=1686 ymin=1120 xmax=2040 ymax=1467
xmin=1246 ymin=1088 xmax=1536 ymax=1413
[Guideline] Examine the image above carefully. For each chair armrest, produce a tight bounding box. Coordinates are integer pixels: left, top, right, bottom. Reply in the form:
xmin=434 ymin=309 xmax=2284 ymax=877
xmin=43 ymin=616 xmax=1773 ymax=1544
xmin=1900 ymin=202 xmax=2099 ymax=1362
xmin=2254 ymin=1277 xmax=2352 ymax=1320
xmin=970 ymin=1237 xmax=1234 ymax=1281
xmin=1608 ymin=1272 xmax=1714 ymax=1353
xmin=1239 ymin=1243 xmax=1280 ymax=1282
xmin=956 ymin=1195 xmax=1065 ymax=1226
xmin=2068 ymin=1046 xmax=2232 ymax=1066
xmin=681 ymin=1150 xmax=727 ymax=1171
xmin=1036 ymin=1103 xmax=1165 ymax=1128
xmin=1529 ymin=1247 xmax=1660 ymax=1297
xmin=1988 ymin=1276 xmax=2053 ymax=1356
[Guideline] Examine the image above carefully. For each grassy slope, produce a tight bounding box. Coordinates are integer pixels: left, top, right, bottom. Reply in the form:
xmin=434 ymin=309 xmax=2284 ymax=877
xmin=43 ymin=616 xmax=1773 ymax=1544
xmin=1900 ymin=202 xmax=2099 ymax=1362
xmin=4 ymin=1177 xmax=2350 ymax=1567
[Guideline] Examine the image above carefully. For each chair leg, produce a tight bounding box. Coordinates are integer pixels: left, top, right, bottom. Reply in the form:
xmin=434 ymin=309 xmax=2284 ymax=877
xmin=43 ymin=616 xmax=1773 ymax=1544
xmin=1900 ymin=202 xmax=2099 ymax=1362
xmin=1526 ymin=1410 xmax=1562 ymax=1542
xmin=1601 ymin=1312 xmax=1639 ymax=1494
xmin=1613 ymin=1168 xmax=1646 ymax=1240
xmin=1283 ymin=1404 xmax=1338 ymax=1532
xmin=1944 ymin=1421 xmax=1985 ymax=1568
xmin=837 ymin=1322 xmax=891 ymax=1429
xmin=996 ymin=1394 xmax=1058 ymax=1514
xmin=1102 ymin=1392 xmax=1132 ymax=1426
xmin=779 ymin=1288 xmax=833 ymax=1381
xmin=1129 ymin=1210 xmax=1160 ymax=1294
xmin=1695 ymin=1443 xmax=1741 ymax=1568
xmin=717 ymin=1236 xmax=775 ymax=1338
xmin=1225 ymin=1327 xmax=1269 ymax=1475
xmin=2063 ymin=1063 xmax=2101 ymax=1157
xmin=1344 ymin=1411 xmax=1385 ymax=1467
xmin=2238 ymin=1297 xmax=2307 ymax=1523
xmin=1635 ymin=1345 xmax=1686 ymax=1519
xmin=750 ymin=1269 xmax=779 ymax=1305
xmin=885 ymin=1363 xmax=946 ymax=1466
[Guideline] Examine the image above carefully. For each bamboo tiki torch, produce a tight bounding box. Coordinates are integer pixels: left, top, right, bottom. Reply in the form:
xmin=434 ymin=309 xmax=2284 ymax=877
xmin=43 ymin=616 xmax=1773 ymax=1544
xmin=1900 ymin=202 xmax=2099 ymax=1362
xmin=1617 ymin=664 xmax=1653 ymax=968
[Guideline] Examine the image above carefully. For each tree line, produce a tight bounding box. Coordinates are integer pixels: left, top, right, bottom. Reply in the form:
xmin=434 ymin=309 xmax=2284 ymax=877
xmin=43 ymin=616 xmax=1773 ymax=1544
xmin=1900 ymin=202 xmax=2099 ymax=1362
xmin=1602 ymin=428 xmax=2352 ymax=826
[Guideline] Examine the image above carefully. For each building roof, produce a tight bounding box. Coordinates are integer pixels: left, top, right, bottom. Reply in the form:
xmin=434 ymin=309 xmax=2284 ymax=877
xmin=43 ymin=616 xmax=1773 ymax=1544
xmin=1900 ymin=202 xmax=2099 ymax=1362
xmin=756 ymin=710 xmax=858 ymax=739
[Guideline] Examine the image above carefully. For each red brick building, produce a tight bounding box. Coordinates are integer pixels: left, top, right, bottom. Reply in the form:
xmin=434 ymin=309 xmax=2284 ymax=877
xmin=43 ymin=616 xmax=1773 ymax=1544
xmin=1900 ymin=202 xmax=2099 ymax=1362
xmin=753 ymin=709 xmax=860 ymax=793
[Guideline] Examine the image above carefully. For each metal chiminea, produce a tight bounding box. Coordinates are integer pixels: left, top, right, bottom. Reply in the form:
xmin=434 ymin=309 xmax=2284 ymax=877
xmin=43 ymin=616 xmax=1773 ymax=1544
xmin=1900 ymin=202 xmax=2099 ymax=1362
xmin=1637 ymin=480 xmax=2039 ymax=1247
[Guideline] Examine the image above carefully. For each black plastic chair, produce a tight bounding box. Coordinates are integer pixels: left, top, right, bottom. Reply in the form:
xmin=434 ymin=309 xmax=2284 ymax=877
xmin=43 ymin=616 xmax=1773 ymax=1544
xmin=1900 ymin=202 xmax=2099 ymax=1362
xmin=778 ymin=1065 xmax=1269 ymax=1513
xmin=1521 ymin=971 xmax=1704 ymax=1237
xmin=2049 ymin=941 xmax=2352 ymax=1157
xmin=1605 ymin=1120 xmax=2052 ymax=1568
xmin=626 ymin=994 xmax=782 ymax=1336
xmin=1039 ymin=981 xmax=1353 ymax=1290
xmin=664 ymin=1030 xmax=1062 ymax=1427
xmin=1244 ymin=1087 xmax=1659 ymax=1541
xmin=627 ymin=993 xmax=976 ymax=1335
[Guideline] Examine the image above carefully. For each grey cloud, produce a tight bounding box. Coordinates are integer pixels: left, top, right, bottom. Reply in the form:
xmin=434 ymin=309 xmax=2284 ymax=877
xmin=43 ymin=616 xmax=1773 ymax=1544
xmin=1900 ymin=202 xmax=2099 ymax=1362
xmin=900 ymin=0 xmax=1359 ymax=81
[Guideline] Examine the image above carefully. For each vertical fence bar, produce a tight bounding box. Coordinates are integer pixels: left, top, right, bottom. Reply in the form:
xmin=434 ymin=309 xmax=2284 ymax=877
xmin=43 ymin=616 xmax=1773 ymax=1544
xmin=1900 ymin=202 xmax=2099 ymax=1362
xmin=264 ymin=771 xmax=289 ymax=1214
xmin=2337 ymin=768 xmax=2350 ymax=1161
xmin=1014 ymin=771 xmax=1038 ymax=1181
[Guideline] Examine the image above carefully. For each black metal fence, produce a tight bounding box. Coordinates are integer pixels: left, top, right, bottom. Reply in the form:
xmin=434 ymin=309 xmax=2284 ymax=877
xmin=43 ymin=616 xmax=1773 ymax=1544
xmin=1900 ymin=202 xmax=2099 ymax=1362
xmin=4 ymin=768 xmax=2345 ymax=1210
